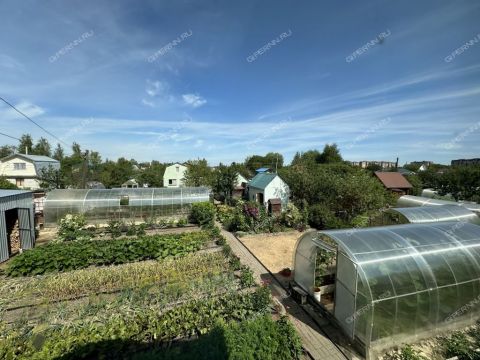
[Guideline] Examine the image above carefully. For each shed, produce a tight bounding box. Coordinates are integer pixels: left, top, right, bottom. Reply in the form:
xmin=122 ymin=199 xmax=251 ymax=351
xmin=247 ymin=173 xmax=289 ymax=209
xmin=0 ymin=190 xmax=35 ymax=263
xmin=267 ymin=198 xmax=282 ymax=215
xmin=294 ymin=222 xmax=480 ymax=359
xmin=374 ymin=172 xmax=412 ymax=195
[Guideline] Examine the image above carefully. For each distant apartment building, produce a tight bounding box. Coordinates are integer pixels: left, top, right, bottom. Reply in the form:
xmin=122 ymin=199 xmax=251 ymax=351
xmin=163 ymin=163 xmax=187 ymax=187
xmin=350 ymin=160 xmax=397 ymax=169
xmin=451 ymin=158 xmax=480 ymax=167
xmin=0 ymin=154 xmax=60 ymax=190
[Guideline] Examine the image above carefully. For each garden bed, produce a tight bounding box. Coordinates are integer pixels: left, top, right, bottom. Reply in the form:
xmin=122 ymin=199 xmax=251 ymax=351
xmin=0 ymin=225 xmax=303 ymax=359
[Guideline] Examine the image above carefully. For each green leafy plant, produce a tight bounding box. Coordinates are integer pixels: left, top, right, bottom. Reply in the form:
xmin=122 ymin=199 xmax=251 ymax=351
xmin=444 ymin=332 xmax=477 ymax=360
xmin=6 ymin=231 xmax=211 ymax=277
xmin=239 ymin=266 xmax=255 ymax=288
xmin=315 ymin=248 xmax=335 ymax=287
xmin=190 ymin=202 xmax=216 ymax=227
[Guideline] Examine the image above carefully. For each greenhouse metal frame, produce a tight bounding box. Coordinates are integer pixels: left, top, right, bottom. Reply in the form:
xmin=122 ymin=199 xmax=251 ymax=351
xmin=294 ymin=222 xmax=480 ymax=358
xmin=44 ymin=187 xmax=211 ymax=225
xmin=385 ymin=205 xmax=480 ymax=225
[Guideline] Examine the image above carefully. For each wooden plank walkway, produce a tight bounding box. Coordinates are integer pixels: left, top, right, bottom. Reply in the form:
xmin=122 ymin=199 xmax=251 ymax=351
xmin=220 ymin=227 xmax=351 ymax=360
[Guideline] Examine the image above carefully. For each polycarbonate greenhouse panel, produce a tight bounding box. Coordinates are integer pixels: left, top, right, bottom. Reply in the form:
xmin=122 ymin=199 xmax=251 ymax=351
xmin=397 ymin=195 xmax=480 ymax=214
xmin=295 ymin=221 xmax=480 ymax=355
xmin=44 ymin=187 xmax=211 ymax=225
xmin=387 ymin=205 xmax=480 ymax=224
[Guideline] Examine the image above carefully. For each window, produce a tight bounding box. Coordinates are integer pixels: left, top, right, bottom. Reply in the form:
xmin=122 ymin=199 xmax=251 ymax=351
xmin=14 ymin=163 xmax=26 ymax=170
xmin=176 ymin=166 xmax=179 ymax=173
xmin=120 ymin=195 xmax=129 ymax=206
xmin=16 ymin=178 xmax=24 ymax=187
xmin=169 ymin=179 xmax=177 ymax=186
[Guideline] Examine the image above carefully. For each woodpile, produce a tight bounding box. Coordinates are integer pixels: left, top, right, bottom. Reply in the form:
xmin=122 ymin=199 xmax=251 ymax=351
xmin=9 ymin=220 xmax=21 ymax=254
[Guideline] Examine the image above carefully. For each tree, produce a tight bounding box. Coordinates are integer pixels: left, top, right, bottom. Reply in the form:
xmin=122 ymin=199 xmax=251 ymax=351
xmin=0 ymin=177 xmax=17 ymax=189
xmin=18 ymin=134 xmax=33 ymax=154
xmin=184 ymin=159 xmax=212 ymax=187
xmin=0 ymin=145 xmax=15 ymax=159
xmin=38 ymin=165 xmax=63 ymax=190
xmin=435 ymin=166 xmax=480 ymax=202
xmin=291 ymin=150 xmax=321 ymax=167
xmin=33 ymin=137 xmax=52 ymax=157
xmin=212 ymin=163 xmax=238 ymax=203
xmin=136 ymin=161 xmax=166 ymax=187
xmin=244 ymin=153 xmax=283 ymax=175
xmin=317 ymin=143 xmax=343 ymax=164
xmin=404 ymin=174 xmax=422 ymax=196
xmin=53 ymin=144 xmax=65 ymax=161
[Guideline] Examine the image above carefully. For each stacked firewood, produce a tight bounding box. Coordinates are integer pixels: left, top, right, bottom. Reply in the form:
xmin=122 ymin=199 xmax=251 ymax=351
xmin=10 ymin=220 xmax=21 ymax=253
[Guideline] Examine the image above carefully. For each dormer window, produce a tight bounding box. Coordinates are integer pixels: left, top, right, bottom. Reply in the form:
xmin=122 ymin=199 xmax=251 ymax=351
xmin=176 ymin=166 xmax=179 ymax=172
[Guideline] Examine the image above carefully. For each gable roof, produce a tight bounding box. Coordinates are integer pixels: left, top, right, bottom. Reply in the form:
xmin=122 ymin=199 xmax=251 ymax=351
xmin=248 ymin=173 xmax=278 ymax=190
xmin=1 ymin=153 xmax=60 ymax=174
xmin=374 ymin=171 xmax=413 ymax=189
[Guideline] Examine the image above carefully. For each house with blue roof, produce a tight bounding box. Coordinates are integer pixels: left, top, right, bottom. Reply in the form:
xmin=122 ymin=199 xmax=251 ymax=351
xmin=0 ymin=153 xmax=60 ymax=189
xmin=247 ymin=172 xmax=290 ymax=213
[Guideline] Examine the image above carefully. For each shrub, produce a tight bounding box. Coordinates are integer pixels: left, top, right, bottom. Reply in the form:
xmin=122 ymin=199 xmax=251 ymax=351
xmin=177 ymin=218 xmax=188 ymax=227
xmin=107 ymin=219 xmax=123 ymax=239
xmin=223 ymin=315 xmax=302 ymax=360
xmin=57 ymin=214 xmax=92 ymax=242
xmin=190 ymin=202 xmax=216 ymax=227
xmin=308 ymin=204 xmax=341 ymax=229
xmin=6 ymin=231 xmax=211 ymax=277
xmin=239 ymin=266 xmax=255 ymax=288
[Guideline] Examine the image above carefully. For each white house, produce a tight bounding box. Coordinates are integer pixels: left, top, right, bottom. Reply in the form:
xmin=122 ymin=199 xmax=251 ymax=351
xmin=163 ymin=163 xmax=187 ymax=187
xmin=0 ymin=154 xmax=60 ymax=190
xmin=235 ymin=173 xmax=248 ymax=187
xmin=247 ymin=172 xmax=290 ymax=210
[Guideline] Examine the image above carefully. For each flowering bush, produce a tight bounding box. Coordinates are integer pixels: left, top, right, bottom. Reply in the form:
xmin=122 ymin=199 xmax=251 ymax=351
xmin=57 ymin=214 xmax=92 ymax=242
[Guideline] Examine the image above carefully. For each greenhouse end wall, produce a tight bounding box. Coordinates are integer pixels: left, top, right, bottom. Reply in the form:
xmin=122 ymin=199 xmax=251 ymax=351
xmin=44 ymin=187 xmax=211 ymax=225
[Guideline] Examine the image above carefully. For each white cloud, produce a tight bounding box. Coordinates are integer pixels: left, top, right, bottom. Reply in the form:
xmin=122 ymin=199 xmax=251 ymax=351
xmin=141 ymin=98 xmax=155 ymax=108
xmin=194 ymin=139 xmax=204 ymax=147
xmin=182 ymin=93 xmax=207 ymax=108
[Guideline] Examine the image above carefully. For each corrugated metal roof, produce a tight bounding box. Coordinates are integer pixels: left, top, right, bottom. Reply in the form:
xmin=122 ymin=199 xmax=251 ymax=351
xmin=1 ymin=153 xmax=59 ymax=163
xmin=374 ymin=171 xmax=412 ymax=189
xmin=249 ymin=173 xmax=277 ymax=189
xmin=255 ymin=167 xmax=270 ymax=173
xmin=0 ymin=189 xmax=32 ymax=198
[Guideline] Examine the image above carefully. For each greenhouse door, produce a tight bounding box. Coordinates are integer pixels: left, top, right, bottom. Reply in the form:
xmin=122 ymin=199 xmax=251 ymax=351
xmin=334 ymin=252 xmax=357 ymax=340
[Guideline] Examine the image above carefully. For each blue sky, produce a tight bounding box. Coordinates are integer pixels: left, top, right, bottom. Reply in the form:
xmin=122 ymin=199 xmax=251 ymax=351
xmin=0 ymin=0 xmax=479 ymax=165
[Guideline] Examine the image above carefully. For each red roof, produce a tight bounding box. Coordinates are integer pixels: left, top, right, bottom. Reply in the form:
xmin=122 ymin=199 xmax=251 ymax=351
xmin=374 ymin=172 xmax=413 ymax=189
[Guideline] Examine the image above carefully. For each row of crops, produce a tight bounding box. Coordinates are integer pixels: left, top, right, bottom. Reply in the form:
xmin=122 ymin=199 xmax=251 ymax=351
xmin=0 ymin=228 xmax=302 ymax=359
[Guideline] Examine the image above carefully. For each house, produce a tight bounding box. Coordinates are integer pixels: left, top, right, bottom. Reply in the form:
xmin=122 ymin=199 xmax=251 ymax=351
xmin=374 ymin=171 xmax=412 ymax=196
xmin=0 ymin=154 xmax=60 ymax=190
xmin=247 ymin=172 xmax=290 ymax=212
xmin=163 ymin=163 xmax=187 ymax=187
xmin=122 ymin=179 xmax=139 ymax=188
xmin=233 ymin=173 xmax=248 ymax=199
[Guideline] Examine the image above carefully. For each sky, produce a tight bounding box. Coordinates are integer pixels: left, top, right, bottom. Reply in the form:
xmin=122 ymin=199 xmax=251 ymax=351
xmin=0 ymin=0 xmax=479 ymax=165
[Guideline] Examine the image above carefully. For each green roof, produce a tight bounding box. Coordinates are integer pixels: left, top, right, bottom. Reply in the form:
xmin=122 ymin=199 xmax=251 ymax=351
xmin=248 ymin=173 xmax=277 ymax=190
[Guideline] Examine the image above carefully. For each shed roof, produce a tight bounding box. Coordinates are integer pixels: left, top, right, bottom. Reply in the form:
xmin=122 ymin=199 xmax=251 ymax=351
xmin=248 ymin=173 xmax=277 ymax=190
xmin=374 ymin=171 xmax=412 ymax=189
xmin=268 ymin=198 xmax=282 ymax=205
xmin=0 ymin=190 xmax=32 ymax=198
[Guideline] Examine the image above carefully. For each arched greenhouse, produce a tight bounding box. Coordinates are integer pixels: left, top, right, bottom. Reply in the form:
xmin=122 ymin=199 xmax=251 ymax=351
xmin=43 ymin=187 xmax=211 ymax=225
xmin=382 ymin=205 xmax=480 ymax=225
xmin=398 ymin=195 xmax=480 ymax=214
xmin=294 ymin=222 xmax=480 ymax=359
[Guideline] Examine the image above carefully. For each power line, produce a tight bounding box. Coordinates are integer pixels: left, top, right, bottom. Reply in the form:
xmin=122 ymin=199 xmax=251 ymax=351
xmin=0 ymin=96 xmax=69 ymax=147
xmin=0 ymin=131 xmax=21 ymax=142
